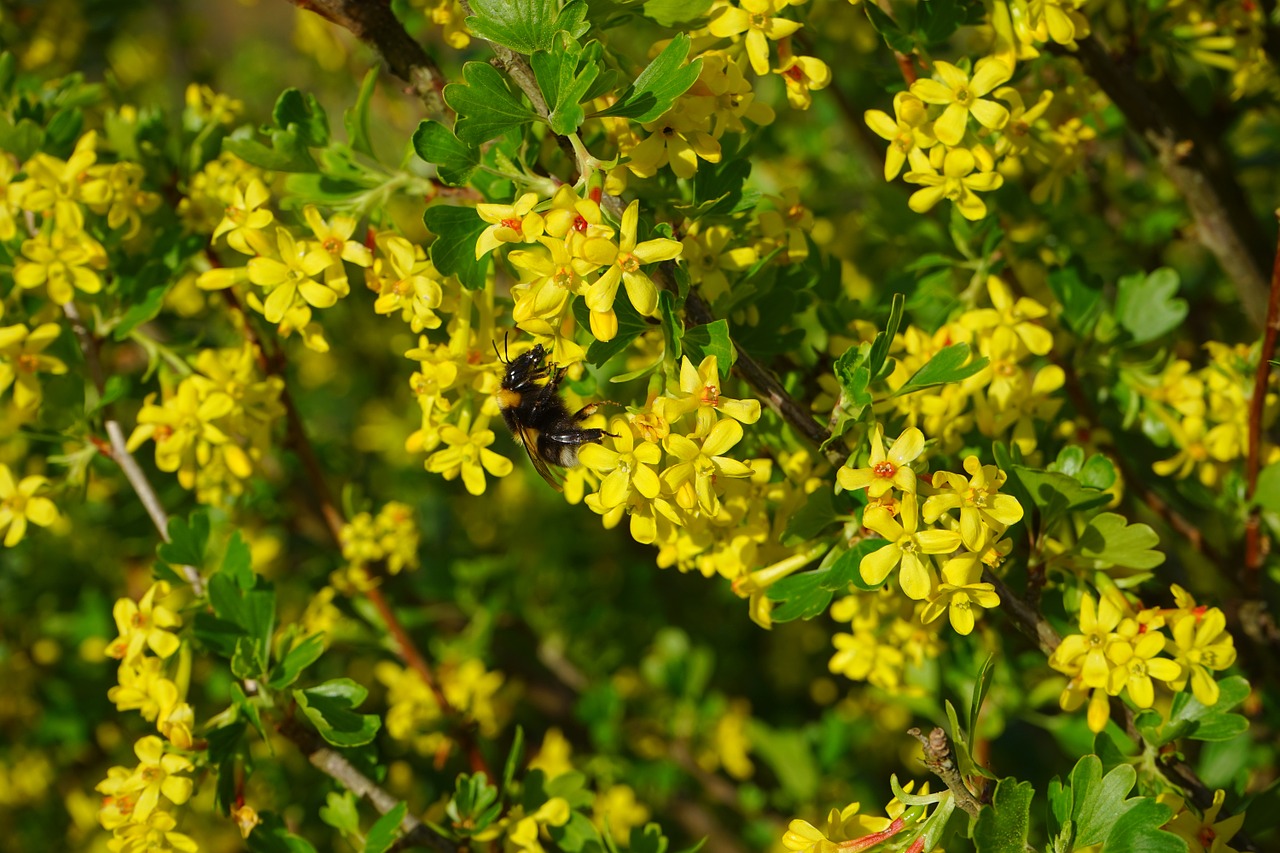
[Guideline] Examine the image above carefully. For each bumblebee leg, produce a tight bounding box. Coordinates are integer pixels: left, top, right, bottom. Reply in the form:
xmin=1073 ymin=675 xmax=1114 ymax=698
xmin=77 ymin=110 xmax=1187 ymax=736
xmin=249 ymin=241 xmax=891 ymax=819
xmin=571 ymin=401 xmax=621 ymax=421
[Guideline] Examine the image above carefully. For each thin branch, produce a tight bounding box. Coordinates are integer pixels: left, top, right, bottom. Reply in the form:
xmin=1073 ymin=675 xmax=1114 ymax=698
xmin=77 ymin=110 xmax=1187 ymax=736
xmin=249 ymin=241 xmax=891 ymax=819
xmin=64 ymin=302 xmax=205 ymax=596
xmin=283 ymin=0 xmax=450 ymax=118
xmin=908 ymin=726 xmax=981 ymax=818
xmin=278 ymin=715 xmax=458 ymax=852
xmin=1064 ymin=36 xmax=1271 ymax=327
xmin=1243 ymin=218 xmax=1280 ymax=585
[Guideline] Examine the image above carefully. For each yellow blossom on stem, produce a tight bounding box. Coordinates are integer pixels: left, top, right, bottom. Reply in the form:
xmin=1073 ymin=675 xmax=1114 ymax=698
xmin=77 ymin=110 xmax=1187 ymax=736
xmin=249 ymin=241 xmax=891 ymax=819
xmin=919 ymin=556 xmax=1000 ymax=634
xmin=106 ymin=809 xmax=198 ymax=851
xmin=370 ymin=234 xmax=445 ymax=331
xmin=578 ymin=417 xmax=662 ymax=510
xmin=212 ymin=177 xmax=275 ymax=255
xmin=680 ymin=223 xmax=757 ymax=302
xmin=585 ymin=200 xmax=682 ymax=327
xmin=708 ymin=0 xmax=803 ymax=76
xmin=81 ymin=161 xmax=162 ymax=237
xmin=1159 ymin=789 xmax=1245 ymax=853
xmin=1118 ymin=630 xmax=1182 ymax=708
xmin=16 ymin=130 xmax=98 ymax=229
xmin=303 ymin=203 xmax=373 ymax=289
xmin=836 ymin=426 xmax=924 ymax=498
xmin=865 ymin=92 xmax=936 ymax=181
xmin=0 ymin=464 xmax=59 ymax=547
xmin=106 ymin=581 xmax=183 ymax=662
xmin=475 ymin=192 xmax=545 ymax=258
xmin=424 ymin=415 xmax=513 ymax=495
xmin=922 ymin=455 xmax=1023 ymax=550
xmin=248 ymin=227 xmax=343 ymax=323
xmin=775 ymin=54 xmax=831 ymax=110
xmin=859 ymin=493 xmax=962 ymax=600
xmin=1049 ymin=592 xmax=1127 ymax=691
xmin=509 ymin=237 xmax=595 ymax=324
xmin=115 ymin=735 xmax=194 ymax=820
xmin=13 ymin=230 xmax=109 ymax=305
xmin=107 ymin=657 xmax=179 ymax=722
xmin=657 ymin=355 xmax=761 ymax=435
xmin=661 ymin=418 xmax=754 ymax=515
xmin=909 ymin=58 xmax=1013 ymax=146
xmin=626 ymin=99 xmax=722 ymax=179
xmin=0 ymin=322 xmax=67 ymax=411
xmin=904 ymin=148 xmax=1004 ymax=220
xmin=961 ymin=275 xmax=1053 ymax=356
xmin=1170 ymin=607 xmax=1236 ymax=705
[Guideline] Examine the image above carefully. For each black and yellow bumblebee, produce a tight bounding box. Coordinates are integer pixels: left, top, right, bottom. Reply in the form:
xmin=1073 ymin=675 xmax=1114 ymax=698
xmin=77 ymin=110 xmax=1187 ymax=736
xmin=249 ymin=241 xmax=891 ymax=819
xmin=495 ymin=340 xmax=612 ymax=491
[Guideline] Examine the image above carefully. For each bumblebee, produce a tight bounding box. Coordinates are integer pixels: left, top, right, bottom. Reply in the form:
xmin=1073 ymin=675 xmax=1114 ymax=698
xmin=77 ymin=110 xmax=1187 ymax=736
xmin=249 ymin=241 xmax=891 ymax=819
xmin=495 ymin=341 xmax=611 ymax=491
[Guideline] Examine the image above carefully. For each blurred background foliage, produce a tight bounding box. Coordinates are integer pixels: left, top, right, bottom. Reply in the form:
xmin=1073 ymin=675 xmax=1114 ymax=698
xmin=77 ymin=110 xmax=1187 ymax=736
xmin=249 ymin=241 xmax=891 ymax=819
xmin=1 ymin=0 xmax=1278 ymax=851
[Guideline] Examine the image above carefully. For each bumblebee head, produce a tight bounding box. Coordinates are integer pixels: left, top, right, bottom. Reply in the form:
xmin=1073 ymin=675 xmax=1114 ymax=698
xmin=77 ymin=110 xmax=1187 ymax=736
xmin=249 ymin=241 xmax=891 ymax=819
xmin=497 ymin=341 xmax=548 ymax=390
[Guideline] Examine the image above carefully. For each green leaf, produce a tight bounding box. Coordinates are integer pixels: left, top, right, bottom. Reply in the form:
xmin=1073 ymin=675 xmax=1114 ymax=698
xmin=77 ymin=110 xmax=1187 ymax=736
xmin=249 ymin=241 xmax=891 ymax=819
xmin=572 ymin=288 xmax=651 ymax=367
xmin=1076 ymin=513 xmax=1165 ymax=570
xmin=112 ymin=286 xmax=168 ymax=341
xmin=530 ymin=34 xmax=601 ymax=136
xmin=449 ymin=772 xmax=501 ymax=834
xmin=269 ymin=633 xmax=326 ymax=690
xmin=230 ymin=681 xmax=268 ymax=742
xmin=974 ymin=778 xmax=1034 ymax=853
xmin=364 ymin=802 xmax=407 ymax=853
xmin=444 ymin=62 xmax=538 ymax=146
xmin=869 ymin=293 xmax=905 ymax=378
xmin=1010 ymin=466 xmax=1111 ymax=528
xmin=630 ymin=823 xmax=670 ymax=853
xmin=892 ymin=342 xmax=988 ymax=396
xmin=825 ymin=539 xmax=891 ymax=592
xmin=423 ymin=204 xmax=491 ymax=290
xmin=502 ymin=726 xmax=525 ymax=794
xmin=968 ymin=654 xmax=996 ymax=740
xmin=659 ymin=290 xmax=682 ymax=362
xmin=766 ymin=570 xmax=833 ymax=622
xmin=344 ymin=67 xmax=378 ymax=157
xmin=749 ymin=721 xmax=819 ymax=801
xmin=681 ymin=320 xmax=735 ymax=375
xmin=643 ymin=0 xmax=714 ymax=26
xmin=221 ymin=531 xmax=254 ymax=588
xmin=781 ymin=489 xmax=835 ymax=545
xmin=1069 ymin=756 xmax=1141 ymax=847
xmin=466 ymin=0 xmax=589 ymax=54
xmin=319 ymin=790 xmax=361 ymax=838
xmin=1102 ymin=798 xmax=1184 ymax=853
xmin=293 ymin=679 xmax=381 ymax=748
xmin=158 ymin=511 xmax=209 ymax=569
xmin=412 ymin=120 xmax=480 ymax=186
xmin=273 ymin=88 xmax=330 ymax=148
xmin=864 ymin=2 xmax=915 ymax=53
xmin=1116 ymin=268 xmax=1187 ymax=345
xmin=1163 ymin=676 xmax=1250 ymax=744
xmin=1048 ymin=265 xmax=1103 ymax=337
xmin=1253 ymin=460 xmax=1280 ymax=512
xmin=596 ymin=34 xmax=703 ymax=123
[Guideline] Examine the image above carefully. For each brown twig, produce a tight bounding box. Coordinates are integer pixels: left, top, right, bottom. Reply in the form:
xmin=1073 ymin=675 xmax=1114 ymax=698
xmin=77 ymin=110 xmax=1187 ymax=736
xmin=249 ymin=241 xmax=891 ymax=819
xmin=63 ymin=302 xmax=206 ymax=595
xmin=907 ymin=726 xmax=981 ymax=818
xmin=1064 ymin=36 xmax=1271 ymax=327
xmin=283 ymin=0 xmax=450 ymax=118
xmin=1243 ymin=219 xmax=1280 ymax=585
xmin=278 ymin=714 xmax=457 ymax=852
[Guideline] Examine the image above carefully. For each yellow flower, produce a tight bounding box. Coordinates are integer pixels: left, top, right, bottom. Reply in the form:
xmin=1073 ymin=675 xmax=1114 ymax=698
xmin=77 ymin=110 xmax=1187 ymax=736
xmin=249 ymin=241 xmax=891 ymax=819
xmin=961 ymin=275 xmax=1053 ymax=356
xmin=528 ymin=728 xmax=574 ymax=779
xmin=584 ymin=200 xmax=682 ymax=333
xmin=865 ymin=92 xmax=936 ymax=181
xmin=303 ymin=204 xmax=373 ymax=290
xmin=248 ymin=227 xmax=344 ymax=323
xmin=920 ymin=556 xmax=1000 ymax=634
xmin=107 ymin=658 xmax=179 ymax=722
xmin=680 ymin=223 xmax=757 ymax=302
xmin=1160 ymin=789 xmax=1245 ymax=853
xmin=212 ymin=177 xmax=275 ymax=255
xmin=656 ymin=354 xmax=761 ymax=435
xmin=859 ymin=493 xmax=962 ymax=600
xmin=106 ymin=581 xmax=183 ymax=663
xmin=904 ymin=148 xmax=1004 ymax=220
xmin=626 ymin=100 xmax=722 ymax=180
xmin=370 ymin=234 xmax=444 ymax=331
xmin=509 ymin=237 xmax=596 ymax=324
xmin=424 ymin=416 xmax=513 ymax=495
xmin=1049 ymin=593 xmax=1127 ymax=692
xmin=13 ymin=230 xmax=109 ymax=305
xmin=1170 ymin=608 xmax=1236 ymax=705
xmin=836 ymin=426 xmax=924 ymax=498
xmin=775 ymin=54 xmax=831 ymax=110
xmin=0 ymin=323 xmax=67 ymax=411
xmin=578 ymin=417 xmax=662 ymax=510
xmin=1118 ymin=630 xmax=1182 ymax=708
xmin=922 ymin=455 xmax=1023 ymax=551
xmin=910 ymin=58 xmax=1012 ymax=146
xmin=474 ymin=192 xmax=544 ymax=258
xmin=593 ymin=785 xmax=650 ymax=846
xmin=80 ymin=161 xmax=162 ymax=237
xmin=708 ymin=0 xmax=803 ymax=76
xmin=0 ymin=464 xmax=59 ymax=547
xmin=115 ymin=735 xmax=194 ymax=820
xmin=661 ymin=418 xmax=754 ymax=515
xmin=16 ymin=130 xmax=98 ymax=230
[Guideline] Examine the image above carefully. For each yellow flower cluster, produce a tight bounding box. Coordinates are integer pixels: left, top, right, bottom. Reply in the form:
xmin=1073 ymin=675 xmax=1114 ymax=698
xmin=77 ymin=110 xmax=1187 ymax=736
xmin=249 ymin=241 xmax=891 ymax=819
xmin=1135 ymin=342 xmax=1279 ymax=488
xmin=857 ymin=276 xmax=1061 ymax=460
xmin=781 ymin=782 xmax=931 ymax=853
xmin=197 ymin=181 xmax=372 ymax=351
xmin=1050 ymin=584 xmax=1236 ymax=733
xmin=337 ymin=500 xmax=420 ymax=587
xmin=827 ymin=587 xmax=943 ymax=690
xmin=177 ymin=151 xmax=268 ymax=235
xmin=0 ymin=462 xmax=60 ymax=547
xmin=97 ymin=581 xmax=198 ymax=850
xmin=127 ymin=344 xmax=285 ymax=505
xmin=375 ymin=657 xmax=507 ymax=759
xmin=835 ymin=420 xmax=1022 ymax=638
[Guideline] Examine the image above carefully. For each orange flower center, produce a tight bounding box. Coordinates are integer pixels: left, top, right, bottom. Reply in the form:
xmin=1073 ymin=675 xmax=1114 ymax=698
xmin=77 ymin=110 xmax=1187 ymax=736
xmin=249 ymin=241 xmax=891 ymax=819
xmin=500 ymin=217 xmax=521 ymax=231
xmin=700 ymin=384 xmax=720 ymax=407
xmin=618 ymin=252 xmax=640 ymax=273
xmin=323 ymin=236 xmax=344 ymax=255
xmin=873 ymin=461 xmax=896 ymax=478
xmin=784 ymin=65 xmax=805 ymax=83
xmin=573 ymin=214 xmax=588 ymax=233
xmin=17 ymin=354 xmax=39 ymax=373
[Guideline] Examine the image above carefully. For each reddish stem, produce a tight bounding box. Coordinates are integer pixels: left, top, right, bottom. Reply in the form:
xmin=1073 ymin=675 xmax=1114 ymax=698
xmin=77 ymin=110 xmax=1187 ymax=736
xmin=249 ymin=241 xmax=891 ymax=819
xmin=1244 ymin=219 xmax=1280 ymax=585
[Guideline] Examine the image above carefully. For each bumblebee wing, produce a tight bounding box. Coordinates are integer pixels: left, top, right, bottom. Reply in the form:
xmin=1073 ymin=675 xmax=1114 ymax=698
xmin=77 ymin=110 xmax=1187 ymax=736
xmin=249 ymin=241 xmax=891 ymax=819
xmin=513 ymin=421 xmax=564 ymax=492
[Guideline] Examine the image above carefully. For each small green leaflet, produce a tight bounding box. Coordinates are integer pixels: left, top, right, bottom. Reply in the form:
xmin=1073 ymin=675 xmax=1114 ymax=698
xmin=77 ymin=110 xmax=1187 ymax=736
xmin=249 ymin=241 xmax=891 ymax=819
xmin=1076 ymin=512 xmax=1165 ymax=570
xmin=344 ymin=67 xmax=378 ymax=157
xmin=412 ymin=120 xmax=479 ymax=186
xmin=423 ymin=204 xmax=491 ymax=290
xmin=1116 ymin=267 xmax=1187 ymax=345
xmin=530 ymin=35 xmax=601 ymax=136
xmin=643 ymin=0 xmax=714 ymax=26
xmin=466 ymin=0 xmax=589 ymax=54
xmin=444 ymin=62 xmax=538 ymax=146
xmin=363 ymin=802 xmax=408 ymax=853
xmin=293 ymin=678 xmax=381 ymax=748
xmin=596 ymin=34 xmax=703 ymax=123
xmin=974 ymin=778 xmax=1034 ymax=853
xmin=892 ymin=341 xmax=988 ymax=396
xmin=273 ymin=88 xmax=330 ymax=148
xmin=681 ymin=320 xmax=735 ymax=376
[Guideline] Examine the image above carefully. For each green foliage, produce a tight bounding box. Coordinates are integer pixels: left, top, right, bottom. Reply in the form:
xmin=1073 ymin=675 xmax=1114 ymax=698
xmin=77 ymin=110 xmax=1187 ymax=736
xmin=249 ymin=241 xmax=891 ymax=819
xmin=974 ymin=778 xmax=1034 ymax=852
xmin=293 ymin=679 xmax=382 ymax=748
xmin=444 ymin=62 xmax=538 ymax=145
